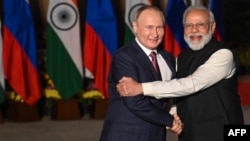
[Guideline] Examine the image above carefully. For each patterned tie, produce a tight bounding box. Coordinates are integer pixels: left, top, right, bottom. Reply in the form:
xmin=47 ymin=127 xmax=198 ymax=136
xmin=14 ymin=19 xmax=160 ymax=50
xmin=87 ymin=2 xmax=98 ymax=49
xmin=149 ymin=51 xmax=162 ymax=79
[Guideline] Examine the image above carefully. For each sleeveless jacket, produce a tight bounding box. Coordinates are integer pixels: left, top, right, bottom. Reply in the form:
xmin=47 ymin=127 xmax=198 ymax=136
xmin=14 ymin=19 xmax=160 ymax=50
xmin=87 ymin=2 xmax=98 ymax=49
xmin=176 ymin=39 xmax=244 ymax=141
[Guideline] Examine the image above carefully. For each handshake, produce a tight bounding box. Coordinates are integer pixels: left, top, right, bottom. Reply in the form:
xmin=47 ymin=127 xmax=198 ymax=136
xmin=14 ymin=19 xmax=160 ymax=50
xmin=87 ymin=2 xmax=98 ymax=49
xmin=168 ymin=113 xmax=184 ymax=136
xmin=117 ymin=76 xmax=184 ymax=136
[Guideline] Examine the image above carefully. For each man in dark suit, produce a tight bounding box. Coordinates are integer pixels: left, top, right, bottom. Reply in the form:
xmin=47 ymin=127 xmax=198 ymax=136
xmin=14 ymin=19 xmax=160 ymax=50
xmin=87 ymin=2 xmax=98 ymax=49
xmin=99 ymin=5 xmax=183 ymax=141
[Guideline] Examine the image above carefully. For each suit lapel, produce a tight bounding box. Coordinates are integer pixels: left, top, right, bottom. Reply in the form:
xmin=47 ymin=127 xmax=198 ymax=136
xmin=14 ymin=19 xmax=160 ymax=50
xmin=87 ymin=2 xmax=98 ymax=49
xmin=130 ymin=40 xmax=160 ymax=80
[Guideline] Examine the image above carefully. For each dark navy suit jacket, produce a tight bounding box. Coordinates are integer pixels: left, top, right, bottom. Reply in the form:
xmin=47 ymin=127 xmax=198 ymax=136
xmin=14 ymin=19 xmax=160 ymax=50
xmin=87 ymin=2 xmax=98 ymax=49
xmin=99 ymin=39 xmax=176 ymax=141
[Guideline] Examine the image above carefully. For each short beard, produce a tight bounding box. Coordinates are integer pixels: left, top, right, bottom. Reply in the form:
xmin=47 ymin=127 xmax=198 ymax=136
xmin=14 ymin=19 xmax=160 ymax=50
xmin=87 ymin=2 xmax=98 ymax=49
xmin=184 ymin=30 xmax=212 ymax=51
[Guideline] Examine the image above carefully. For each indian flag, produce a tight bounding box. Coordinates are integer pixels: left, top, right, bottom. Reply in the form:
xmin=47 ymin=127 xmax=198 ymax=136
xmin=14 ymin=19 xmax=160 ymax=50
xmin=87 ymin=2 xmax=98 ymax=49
xmin=46 ymin=0 xmax=83 ymax=99
xmin=0 ymin=19 xmax=4 ymax=103
xmin=124 ymin=0 xmax=152 ymax=43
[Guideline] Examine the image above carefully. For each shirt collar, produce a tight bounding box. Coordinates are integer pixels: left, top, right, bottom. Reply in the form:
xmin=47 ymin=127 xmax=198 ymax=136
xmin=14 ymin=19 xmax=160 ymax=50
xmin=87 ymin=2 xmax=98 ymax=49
xmin=135 ymin=38 xmax=158 ymax=56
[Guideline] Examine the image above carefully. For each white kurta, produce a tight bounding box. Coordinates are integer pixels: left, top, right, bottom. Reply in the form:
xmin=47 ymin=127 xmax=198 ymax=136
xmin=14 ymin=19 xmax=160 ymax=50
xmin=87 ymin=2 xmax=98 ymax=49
xmin=142 ymin=49 xmax=235 ymax=99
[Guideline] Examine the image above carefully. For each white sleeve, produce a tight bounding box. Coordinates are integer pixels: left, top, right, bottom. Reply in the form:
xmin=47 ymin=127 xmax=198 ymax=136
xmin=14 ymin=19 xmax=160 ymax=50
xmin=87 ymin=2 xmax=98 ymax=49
xmin=169 ymin=105 xmax=177 ymax=115
xmin=143 ymin=49 xmax=235 ymax=99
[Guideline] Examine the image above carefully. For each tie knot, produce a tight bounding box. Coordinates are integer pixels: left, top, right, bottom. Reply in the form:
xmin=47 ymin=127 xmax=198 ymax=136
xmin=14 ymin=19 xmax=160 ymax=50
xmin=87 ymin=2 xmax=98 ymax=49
xmin=149 ymin=51 xmax=157 ymax=58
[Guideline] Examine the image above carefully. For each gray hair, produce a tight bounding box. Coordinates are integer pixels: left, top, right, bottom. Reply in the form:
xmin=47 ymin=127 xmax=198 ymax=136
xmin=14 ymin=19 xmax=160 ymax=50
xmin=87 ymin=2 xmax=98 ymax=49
xmin=183 ymin=5 xmax=215 ymax=24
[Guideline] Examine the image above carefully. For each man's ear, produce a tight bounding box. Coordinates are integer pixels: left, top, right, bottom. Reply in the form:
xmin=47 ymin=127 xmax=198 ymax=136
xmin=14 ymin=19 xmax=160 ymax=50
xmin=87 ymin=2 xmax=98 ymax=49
xmin=211 ymin=22 xmax=216 ymax=34
xmin=132 ymin=21 xmax=137 ymax=34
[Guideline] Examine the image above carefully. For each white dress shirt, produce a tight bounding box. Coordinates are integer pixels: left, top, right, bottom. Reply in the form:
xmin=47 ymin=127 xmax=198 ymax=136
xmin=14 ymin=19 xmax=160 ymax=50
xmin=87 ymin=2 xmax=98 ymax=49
xmin=135 ymin=38 xmax=172 ymax=81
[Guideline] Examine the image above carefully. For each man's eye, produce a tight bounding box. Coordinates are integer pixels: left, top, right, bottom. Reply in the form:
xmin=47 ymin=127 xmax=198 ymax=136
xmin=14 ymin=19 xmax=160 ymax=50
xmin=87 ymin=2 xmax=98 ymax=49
xmin=184 ymin=24 xmax=192 ymax=28
xmin=197 ymin=23 xmax=206 ymax=28
xmin=146 ymin=26 xmax=153 ymax=29
xmin=157 ymin=26 xmax=164 ymax=30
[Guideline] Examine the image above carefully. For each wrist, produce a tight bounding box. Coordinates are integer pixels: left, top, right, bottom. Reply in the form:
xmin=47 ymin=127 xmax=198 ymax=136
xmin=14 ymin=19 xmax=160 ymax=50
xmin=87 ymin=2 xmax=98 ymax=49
xmin=139 ymin=83 xmax=143 ymax=94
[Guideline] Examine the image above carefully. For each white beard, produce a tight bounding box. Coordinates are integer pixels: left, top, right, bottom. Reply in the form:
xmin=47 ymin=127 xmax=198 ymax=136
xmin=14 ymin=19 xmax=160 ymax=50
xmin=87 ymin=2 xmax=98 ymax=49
xmin=184 ymin=30 xmax=212 ymax=51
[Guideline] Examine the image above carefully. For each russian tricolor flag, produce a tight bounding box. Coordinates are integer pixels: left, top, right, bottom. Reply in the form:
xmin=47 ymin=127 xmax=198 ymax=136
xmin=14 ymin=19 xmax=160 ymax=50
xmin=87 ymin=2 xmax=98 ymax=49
xmin=83 ymin=0 xmax=118 ymax=98
xmin=164 ymin=0 xmax=187 ymax=57
xmin=3 ymin=0 xmax=41 ymax=105
xmin=209 ymin=0 xmax=225 ymax=41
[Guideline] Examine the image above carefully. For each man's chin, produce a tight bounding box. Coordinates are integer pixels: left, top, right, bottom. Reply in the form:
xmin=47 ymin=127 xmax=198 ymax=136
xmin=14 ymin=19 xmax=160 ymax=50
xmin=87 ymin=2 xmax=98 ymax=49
xmin=188 ymin=43 xmax=203 ymax=50
xmin=190 ymin=46 xmax=203 ymax=50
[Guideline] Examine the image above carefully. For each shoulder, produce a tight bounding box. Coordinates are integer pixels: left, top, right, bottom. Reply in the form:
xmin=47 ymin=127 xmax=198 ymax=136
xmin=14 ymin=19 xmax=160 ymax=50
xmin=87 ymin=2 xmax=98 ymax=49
xmin=212 ymin=48 xmax=233 ymax=58
xmin=209 ymin=49 xmax=234 ymax=64
xmin=113 ymin=40 xmax=140 ymax=60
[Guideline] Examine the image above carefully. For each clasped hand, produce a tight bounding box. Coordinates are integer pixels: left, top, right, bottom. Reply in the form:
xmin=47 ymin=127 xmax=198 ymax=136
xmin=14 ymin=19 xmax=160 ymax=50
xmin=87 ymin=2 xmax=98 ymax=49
xmin=169 ymin=114 xmax=184 ymax=136
xmin=117 ymin=77 xmax=184 ymax=135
